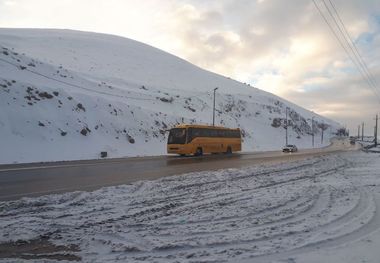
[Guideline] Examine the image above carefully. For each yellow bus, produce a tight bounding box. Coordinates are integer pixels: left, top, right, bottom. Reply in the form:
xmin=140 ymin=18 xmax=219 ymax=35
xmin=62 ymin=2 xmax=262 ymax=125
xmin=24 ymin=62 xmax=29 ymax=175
xmin=167 ymin=124 xmax=242 ymax=156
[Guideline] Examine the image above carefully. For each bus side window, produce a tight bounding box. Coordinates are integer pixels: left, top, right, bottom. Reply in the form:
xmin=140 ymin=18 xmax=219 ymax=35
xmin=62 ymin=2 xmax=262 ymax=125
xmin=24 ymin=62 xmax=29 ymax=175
xmin=187 ymin=128 xmax=192 ymax=142
xmin=209 ymin=129 xmax=213 ymax=137
xmin=201 ymin=129 xmax=208 ymax=137
xmin=193 ymin=128 xmax=200 ymax=138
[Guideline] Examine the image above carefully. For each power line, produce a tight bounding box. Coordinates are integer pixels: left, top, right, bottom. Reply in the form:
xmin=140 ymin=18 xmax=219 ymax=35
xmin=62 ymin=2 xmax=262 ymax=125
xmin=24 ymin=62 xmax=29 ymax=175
xmin=0 ymin=56 xmax=159 ymax=101
xmin=316 ymin=0 xmax=380 ymax=101
xmin=0 ymin=56 xmax=217 ymax=108
xmin=327 ymin=0 xmax=379 ymax=89
xmin=312 ymin=0 xmax=380 ymax=103
xmin=321 ymin=0 xmax=380 ymax=100
xmin=322 ymin=0 xmax=379 ymax=93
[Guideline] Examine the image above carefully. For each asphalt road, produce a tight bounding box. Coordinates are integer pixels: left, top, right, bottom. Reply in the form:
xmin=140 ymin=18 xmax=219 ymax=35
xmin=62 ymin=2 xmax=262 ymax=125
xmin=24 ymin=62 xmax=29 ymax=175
xmin=0 ymin=138 xmax=357 ymax=201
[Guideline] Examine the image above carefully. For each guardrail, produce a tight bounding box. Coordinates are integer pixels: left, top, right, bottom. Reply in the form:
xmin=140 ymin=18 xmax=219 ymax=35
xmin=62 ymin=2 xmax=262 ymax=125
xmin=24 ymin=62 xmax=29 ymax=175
xmin=359 ymin=142 xmax=379 ymax=153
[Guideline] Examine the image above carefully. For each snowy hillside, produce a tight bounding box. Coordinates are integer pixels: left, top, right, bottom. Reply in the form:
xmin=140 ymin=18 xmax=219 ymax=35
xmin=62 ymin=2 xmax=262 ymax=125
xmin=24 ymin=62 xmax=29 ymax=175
xmin=0 ymin=29 xmax=341 ymax=164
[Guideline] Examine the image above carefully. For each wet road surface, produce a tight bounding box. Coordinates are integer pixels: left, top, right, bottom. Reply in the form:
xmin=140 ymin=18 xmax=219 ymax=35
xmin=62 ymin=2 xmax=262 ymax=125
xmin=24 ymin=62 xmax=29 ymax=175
xmin=0 ymin=138 xmax=357 ymax=201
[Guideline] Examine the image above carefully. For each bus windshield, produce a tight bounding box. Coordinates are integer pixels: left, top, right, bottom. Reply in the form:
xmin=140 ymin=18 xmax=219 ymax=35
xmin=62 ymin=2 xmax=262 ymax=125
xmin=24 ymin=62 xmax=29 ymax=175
xmin=168 ymin=128 xmax=187 ymax=144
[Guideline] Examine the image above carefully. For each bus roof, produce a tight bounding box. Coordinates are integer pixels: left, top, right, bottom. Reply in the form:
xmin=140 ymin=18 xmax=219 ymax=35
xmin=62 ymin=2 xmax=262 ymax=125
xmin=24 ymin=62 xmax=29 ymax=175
xmin=172 ymin=124 xmax=240 ymax=130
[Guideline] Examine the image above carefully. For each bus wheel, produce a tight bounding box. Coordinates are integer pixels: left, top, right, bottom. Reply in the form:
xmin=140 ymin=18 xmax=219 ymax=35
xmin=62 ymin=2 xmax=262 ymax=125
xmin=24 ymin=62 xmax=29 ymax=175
xmin=226 ymin=146 xmax=232 ymax=154
xmin=195 ymin=147 xmax=203 ymax=156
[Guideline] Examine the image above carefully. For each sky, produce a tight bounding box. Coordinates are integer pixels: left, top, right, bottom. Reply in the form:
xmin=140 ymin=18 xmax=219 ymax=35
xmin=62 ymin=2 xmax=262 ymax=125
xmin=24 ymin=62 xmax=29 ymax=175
xmin=0 ymin=0 xmax=380 ymax=134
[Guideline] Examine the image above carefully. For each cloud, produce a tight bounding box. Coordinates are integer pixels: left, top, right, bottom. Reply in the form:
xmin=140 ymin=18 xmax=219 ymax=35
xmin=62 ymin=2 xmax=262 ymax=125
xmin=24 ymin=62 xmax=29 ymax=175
xmin=163 ymin=0 xmax=380 ymax=133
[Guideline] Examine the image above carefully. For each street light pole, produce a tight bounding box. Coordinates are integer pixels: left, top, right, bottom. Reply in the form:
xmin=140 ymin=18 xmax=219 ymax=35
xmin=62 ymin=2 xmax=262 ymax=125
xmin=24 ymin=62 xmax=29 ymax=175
xmin=312 ymin=117 xmax=315 ymax=148
xmin=285 ymin=107 xmax=288 ymax=146
xmin=321 ymin=122 xmax=324 ymax=144
xmin=212 ymin=87 xmax=218 ymax=126
xmin=357 ymin=125 xmax=360 ymax=139
xmin=362 ymin=122 xmax=364 ymax=141
xmin=375 ymin=114 xmax=378 ymax=147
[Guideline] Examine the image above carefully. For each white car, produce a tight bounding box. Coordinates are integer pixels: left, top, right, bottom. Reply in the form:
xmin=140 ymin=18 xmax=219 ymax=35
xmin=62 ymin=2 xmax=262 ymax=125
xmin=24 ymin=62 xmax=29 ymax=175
xmin=282 ymin=144 xmax=298 ymax=153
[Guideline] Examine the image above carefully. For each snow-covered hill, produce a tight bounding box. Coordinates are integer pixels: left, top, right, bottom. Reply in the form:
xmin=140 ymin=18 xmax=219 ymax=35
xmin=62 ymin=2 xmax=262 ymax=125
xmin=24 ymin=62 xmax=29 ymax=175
xmin=0 ymin=29 xmax=341 ymax=164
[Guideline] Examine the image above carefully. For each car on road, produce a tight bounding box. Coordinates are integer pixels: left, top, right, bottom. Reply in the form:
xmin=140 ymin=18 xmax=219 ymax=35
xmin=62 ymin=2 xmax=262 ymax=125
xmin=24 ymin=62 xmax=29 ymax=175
xmin=282 ymin=144 xmax=298 ymax=153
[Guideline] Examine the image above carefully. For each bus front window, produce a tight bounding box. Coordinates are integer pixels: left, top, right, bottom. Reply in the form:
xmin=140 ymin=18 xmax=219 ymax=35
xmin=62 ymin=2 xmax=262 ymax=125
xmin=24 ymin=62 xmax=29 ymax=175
xmin=168 ymin=128 xmax=187 ymax=144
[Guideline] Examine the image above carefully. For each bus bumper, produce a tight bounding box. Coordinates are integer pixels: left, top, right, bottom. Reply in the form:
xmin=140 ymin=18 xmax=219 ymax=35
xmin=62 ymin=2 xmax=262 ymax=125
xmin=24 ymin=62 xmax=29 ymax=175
xmin=167 ymin=144 xmax=193 ymax=155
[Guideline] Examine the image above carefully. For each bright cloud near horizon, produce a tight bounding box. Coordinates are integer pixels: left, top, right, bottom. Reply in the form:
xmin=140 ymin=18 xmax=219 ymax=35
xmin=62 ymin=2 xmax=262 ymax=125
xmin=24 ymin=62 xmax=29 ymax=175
xmin=1 ymin=0 xmax=380 ymax=134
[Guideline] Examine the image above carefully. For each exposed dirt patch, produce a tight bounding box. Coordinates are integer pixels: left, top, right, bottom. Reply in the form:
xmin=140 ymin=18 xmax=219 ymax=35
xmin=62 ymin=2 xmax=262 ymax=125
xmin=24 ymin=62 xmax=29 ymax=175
xmin=0 ymin=237 xmax=81 ymax=261
xmin=38 ymin=91 xmax=54 ymax=99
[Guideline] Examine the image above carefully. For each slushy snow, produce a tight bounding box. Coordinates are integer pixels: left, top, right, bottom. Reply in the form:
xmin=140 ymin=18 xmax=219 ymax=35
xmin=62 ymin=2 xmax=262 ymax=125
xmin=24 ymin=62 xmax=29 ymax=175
xmin=1 ymin=149 xmax=379 ymax=262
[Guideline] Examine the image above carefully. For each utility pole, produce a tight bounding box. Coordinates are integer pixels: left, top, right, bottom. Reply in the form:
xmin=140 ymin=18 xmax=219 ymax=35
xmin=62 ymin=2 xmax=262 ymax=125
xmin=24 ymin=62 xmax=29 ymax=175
xmin=362 ymin=122 xmax=365 ymax=141
xmin=312 ymin=117 xmax=315 ymax=148
xmin=374 ymin=126 xmax=376 ymax=143
xmin=357 ymin=125 xmax=360 ymax=139
xmin=375 ymin=114 xmax=378 ymax=147
xmin=321 ymin=122 xmax=324 ymax=144
xmin=285 ymin=107 xmax=288 ymax=145
xmin=212 ymin=87 xmax=218 ymax=126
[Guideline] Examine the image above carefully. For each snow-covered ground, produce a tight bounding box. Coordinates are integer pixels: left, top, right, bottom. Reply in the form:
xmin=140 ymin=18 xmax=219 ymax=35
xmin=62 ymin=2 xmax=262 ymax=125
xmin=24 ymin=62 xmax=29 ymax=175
xmin=1 ymin=150 xmax=379 ymax=262
xmin=0 ymin=28 xmax=341 ymax=164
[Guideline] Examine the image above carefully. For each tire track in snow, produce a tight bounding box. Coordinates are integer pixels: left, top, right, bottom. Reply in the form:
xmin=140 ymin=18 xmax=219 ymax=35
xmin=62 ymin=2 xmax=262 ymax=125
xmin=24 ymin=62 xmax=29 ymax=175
xmin=249 ymin=191 xmax=379 ymax=263
xmin=2 ymin=152 xmax=379 ymax=263
xmin=107 ymin=157 xmax=355 ymax=261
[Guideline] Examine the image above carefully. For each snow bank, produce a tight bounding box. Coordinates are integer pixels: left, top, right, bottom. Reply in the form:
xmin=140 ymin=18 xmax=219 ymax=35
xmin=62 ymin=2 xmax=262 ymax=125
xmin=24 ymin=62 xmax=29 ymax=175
xmin=0 ymin=29 xmax=341 ymax=164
